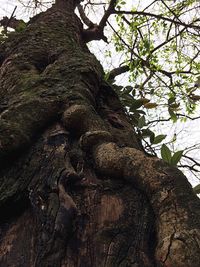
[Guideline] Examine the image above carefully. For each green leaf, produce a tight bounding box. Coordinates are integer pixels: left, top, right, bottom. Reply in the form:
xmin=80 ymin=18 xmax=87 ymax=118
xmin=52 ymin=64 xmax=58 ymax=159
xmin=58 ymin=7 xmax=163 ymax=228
xmin=168 ymin=108 xmax=178 ymax=122
xmin=171 ymin=150 xmax=183 ymax=166
xmin=168 ymin=97 xmax=176 ymax=105
xmin=169 ymin=103 xmax=180 ymax=109
xmin=152 ymin=134 xmax=166 ymax=144
xmin=140 ymin=98 xmax=150 ymax=104
xmin=136 ymin=110 xmax=146 ymax=115
xmin=193 ymin=184 xmax=200 ymax=194
xmin=141 ymin=129 xmax=155 ymax=139
xmin=123 ymin=86 xmax=133 ymax=94
xmin=161 ymin=144 xmax=172 ymax=163
xmin=144 ymin=39 xmax=150 ymax=50
xmin=144 ymin=102 xmax=158 ymax=109
xmin=138 ymin=116 xmax=146 ymax=128
xmin=129 ymin=99 xmax=143 ymax=110
xmin=150 ymin=131 xmax=155 ymax=143
xmin=16 ymin=20 xmax=26 ymax=32
xmin=190 ymin=94 xmax=200 ymax=101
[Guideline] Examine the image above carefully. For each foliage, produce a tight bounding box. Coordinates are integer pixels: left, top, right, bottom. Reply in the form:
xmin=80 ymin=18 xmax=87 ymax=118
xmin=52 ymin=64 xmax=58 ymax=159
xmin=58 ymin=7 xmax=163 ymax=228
xmin=161 ymin=144 xmax=183 ymax=166
xmin=112 ymin=0 xmax=200 ymax=117
xmin=103 ymin=0 xmax=200 ymax=185
xmin=193 ymin=184 xmax=200 ymax=194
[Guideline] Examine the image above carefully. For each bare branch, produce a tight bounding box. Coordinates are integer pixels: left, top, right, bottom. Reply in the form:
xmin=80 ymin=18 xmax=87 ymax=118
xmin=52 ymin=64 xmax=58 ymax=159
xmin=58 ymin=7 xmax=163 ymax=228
xmin=179 ymin=164 xmax=199 ymax=172
xmin=176 ymin=113 xmax=200 ymax=121
xmin=149 ymin=28 xmax=186 ymax=56
xmin=107 ymin=65 xmax=129 ymax=80
xmin=99 ymin=0 xmax=117 ymax=29
xmin=160 ymin=0 xmax=182 ymax=23
xmin=79 ymin=1 xmax=117 ymax=43
xmin=77 ymin=4 xmax=94 ymax=27
xmin=0 ymin=6 xmax=18 ymax=33
xmin=147 ymin=117 xmax=171 ymax=125
xmin=82 ymin=25 xmax=108 ymax=43
xmin=182 ymin=155 xmax=200 ymax=168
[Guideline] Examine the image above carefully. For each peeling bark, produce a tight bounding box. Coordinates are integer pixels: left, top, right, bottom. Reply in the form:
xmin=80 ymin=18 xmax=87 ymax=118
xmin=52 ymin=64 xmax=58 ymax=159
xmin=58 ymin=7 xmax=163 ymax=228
xmin=0 ymin=0 xmax=200 ymax=267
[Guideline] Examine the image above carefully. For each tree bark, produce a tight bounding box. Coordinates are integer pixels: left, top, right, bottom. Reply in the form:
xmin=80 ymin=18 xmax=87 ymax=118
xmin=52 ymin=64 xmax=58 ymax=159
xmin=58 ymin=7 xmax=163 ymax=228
xmin=0 ymin=1 xmax=200 ymax=267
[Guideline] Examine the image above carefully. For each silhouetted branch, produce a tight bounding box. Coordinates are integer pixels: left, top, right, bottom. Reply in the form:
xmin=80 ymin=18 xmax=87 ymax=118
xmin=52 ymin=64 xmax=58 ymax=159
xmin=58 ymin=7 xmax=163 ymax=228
xmin=99 ymin=0 xmax=117 ymax=29
xmin=78 ymin=4 xmax=94 ymax=27
xmin=0 ymin=6 xmax=18 ymax=33
xmin=108 ymin=65 xmax=129 ymax=80
xmin=79 ymin=1 xmax=117 ymax=42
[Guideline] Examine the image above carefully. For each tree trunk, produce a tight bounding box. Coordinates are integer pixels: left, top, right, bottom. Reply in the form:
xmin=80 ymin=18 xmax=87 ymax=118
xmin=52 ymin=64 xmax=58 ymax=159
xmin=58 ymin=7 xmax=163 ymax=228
xmin=0 ymin=1 xmax=200 ymax=267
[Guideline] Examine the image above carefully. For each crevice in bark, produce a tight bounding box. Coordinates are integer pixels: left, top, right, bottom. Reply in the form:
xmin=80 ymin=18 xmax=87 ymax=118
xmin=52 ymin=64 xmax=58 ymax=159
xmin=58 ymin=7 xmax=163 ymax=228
xmin=162 ymin=230 xmax=175 ymax=265
xmin=33 ymin=54 xmax=57 ymax=73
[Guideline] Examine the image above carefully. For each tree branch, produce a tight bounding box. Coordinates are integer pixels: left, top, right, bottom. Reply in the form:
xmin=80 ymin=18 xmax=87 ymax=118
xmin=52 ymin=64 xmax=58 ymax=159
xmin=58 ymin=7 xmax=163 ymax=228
xmin=79 ymin=1 xmax=117 ymax=43
xmin=0 ymin=6 xmax=18 ymax=33
xmin=149 ymin=28 xmax=185 ymax=56
xmin=82 ymin=25 xmax=108 ymax=43
xmin=99 ymin=0 xmax=117 ymax=29
xmin=160 ymin=0 xmax=182 ymax=23
xmin=107 ymin=19 xmax=178 ymax=80
xmin=179 ymin=164 xmax=199 ymax=172
xmin=114 ymin=10 xmax=200 ymax=30
xmin=107 ymin=65 xmax=129 ymax=80
xmin=77 ymin=4 xmax=94 ymax=27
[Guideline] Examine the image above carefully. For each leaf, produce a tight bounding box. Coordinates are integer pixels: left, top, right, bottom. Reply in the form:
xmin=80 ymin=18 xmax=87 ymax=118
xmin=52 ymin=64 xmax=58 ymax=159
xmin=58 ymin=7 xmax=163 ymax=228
xmin=161 ymin=144 xmax=172 ymax=163
xmin=123 ymin=86 xmax=133 ymax=94
xmin=190 ymin=94 xmax=200 ymax=101
xmin=193 ymin=184 xmax=200 ymax=194
xmin=129 ymin=99 xmax=144 ymax=110
xmin=169 ymin=103 xmax=180 ymax=109
xmin=136 ymin=109 xmax=146 ymax=115
xmin=171 ymin=150 xmax=183 ymax=166
xmin=195 ymin=76 xmax=200 ymax=87
xmin=139 ymin=98 xmax=150 ymax=104
xmin=144 ymin=39 xmax=150 ymax=50
xmin=150 ymin=131 xmax=155 ymax=143
xmin=144 ymin=102 xmax=158 ymax=109
xmin=138 ymin=116 xmax=146 ymax=128
xmin=168 ymin=97 xmax=176 ymax=105
xmin=152 ymin=134 xmax=166 ymax=144
xmin=148 ymin=82 xmax=153 ymax=88
xmin=131 ymin=89 xmax=136 ymax=96
xmin=16 ymin=20 xmax=26 ymax=32
xmin=123 ymin=93 xmax=134 ymax=100
xmin=141 ymin=129 xmax=155 ymax=139
xmin=168 ymin=108 xmax=177 ymax=122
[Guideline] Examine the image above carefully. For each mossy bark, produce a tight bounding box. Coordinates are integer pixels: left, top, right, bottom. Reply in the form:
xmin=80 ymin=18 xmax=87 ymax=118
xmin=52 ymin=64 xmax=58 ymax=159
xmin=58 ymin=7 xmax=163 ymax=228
xmin=0 ymin=1 xmax=200 ymax=267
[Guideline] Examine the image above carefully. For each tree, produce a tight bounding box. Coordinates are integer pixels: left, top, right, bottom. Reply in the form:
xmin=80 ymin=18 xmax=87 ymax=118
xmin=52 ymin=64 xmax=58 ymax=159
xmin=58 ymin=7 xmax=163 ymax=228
xmin=0 ymin=0 xmax=200 ymax=266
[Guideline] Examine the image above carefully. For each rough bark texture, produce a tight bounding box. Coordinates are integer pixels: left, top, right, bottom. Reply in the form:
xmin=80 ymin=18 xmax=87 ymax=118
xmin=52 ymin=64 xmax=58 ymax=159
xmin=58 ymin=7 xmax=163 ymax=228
xmin=0 ymin=1 xmax=200 ymax=267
